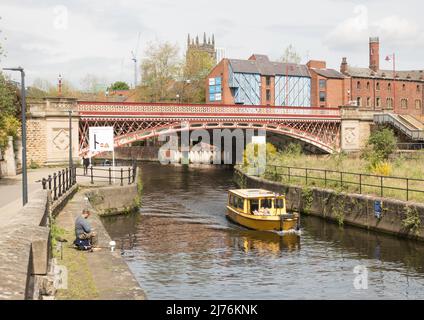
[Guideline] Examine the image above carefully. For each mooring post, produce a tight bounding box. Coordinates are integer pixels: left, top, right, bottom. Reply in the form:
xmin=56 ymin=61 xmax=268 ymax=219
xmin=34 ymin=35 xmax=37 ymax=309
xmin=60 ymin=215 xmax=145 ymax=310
xmin=120 ymin=168 xmax=123 ymax=186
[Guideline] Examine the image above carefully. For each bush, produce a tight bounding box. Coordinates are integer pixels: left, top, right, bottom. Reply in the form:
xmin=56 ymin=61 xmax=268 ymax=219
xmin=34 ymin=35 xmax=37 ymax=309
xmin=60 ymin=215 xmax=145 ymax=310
xmin=362 ymin=127 xmax=397 ymax=169
xmin=371 ymin=161 xmax=392 ymax=176
xmin=283 ymin=143 xmax=302 ymax=157
xmin=243 ymin=142 xmax=277 ymax=167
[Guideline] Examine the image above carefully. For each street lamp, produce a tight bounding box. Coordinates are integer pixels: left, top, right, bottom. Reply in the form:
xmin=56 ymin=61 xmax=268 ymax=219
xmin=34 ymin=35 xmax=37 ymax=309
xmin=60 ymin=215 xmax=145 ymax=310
xmin=3 ymin=67 xmax=28 ymax=205
xmin=68 ymin=110 xmax=73 ymax=169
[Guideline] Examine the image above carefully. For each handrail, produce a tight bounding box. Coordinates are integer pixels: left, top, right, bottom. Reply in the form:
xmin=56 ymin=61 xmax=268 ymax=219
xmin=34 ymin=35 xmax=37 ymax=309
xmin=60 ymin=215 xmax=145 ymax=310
xmin=257 ymin=163 xmax=424 ymax=202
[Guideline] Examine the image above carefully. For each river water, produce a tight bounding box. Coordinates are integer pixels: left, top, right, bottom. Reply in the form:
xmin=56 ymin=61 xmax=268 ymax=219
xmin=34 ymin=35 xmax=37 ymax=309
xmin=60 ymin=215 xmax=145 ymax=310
xmin=102 ymin=162 xmax=424 ymax=299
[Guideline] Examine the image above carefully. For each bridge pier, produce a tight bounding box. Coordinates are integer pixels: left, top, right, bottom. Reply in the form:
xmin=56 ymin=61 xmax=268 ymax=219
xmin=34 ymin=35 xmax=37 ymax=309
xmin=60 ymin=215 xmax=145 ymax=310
xmin=340 ymin=106 xmax=375 ymax=153
xmin=27 ymin=98 xmax=80 ymax=166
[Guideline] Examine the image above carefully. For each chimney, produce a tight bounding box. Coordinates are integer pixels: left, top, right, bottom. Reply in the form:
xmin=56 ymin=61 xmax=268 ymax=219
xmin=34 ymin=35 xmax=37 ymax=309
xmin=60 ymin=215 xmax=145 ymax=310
xmin=369 ymin=37 xmax=379 ymax=72
xmin=340 ymin=57 xmax=348 ymax=74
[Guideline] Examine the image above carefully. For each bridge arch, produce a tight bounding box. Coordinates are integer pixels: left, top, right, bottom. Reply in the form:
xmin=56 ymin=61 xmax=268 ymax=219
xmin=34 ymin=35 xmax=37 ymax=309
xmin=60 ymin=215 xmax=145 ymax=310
xmin=79 ymin=119 xmax=340 ymax=157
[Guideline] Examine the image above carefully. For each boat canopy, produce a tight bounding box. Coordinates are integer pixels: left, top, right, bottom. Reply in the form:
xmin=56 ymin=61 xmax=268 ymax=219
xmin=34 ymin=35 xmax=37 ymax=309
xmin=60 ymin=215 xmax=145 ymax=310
xmin=229 ymin=189 xmax=284 ymax=199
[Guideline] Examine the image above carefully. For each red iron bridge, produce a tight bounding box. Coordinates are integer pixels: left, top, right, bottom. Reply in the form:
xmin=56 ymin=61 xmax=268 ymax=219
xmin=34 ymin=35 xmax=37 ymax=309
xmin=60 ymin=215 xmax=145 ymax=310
xmin=77 ymin=101 xmax=341 ymax=155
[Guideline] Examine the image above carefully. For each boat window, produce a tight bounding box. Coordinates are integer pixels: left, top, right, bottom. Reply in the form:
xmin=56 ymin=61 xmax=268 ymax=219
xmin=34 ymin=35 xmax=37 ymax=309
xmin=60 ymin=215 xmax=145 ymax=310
xmin=236 ymin=197 xmax=244 ymax=210
xmin=275 ymin=198 xmax=284 ymax=209
xmin=250 ymin=199 xmax=259 ymax=213
xmin=261 ymin=198 xmax=272 ymax=209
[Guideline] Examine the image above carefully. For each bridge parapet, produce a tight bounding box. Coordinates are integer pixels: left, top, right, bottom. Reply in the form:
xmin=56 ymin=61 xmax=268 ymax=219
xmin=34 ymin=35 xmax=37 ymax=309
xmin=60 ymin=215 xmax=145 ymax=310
xmin=77 ymin=101 xmax=341 ymax=120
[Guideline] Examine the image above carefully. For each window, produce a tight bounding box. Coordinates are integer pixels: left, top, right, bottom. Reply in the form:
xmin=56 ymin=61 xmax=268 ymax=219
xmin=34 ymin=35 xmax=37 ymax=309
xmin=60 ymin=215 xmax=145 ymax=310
xmin=401 ymin=99 xmax=408 ymax=109
xmin=261 ymin=198 xmax=272 ymax=209
xmin=366 ymin=97 xmax=371 ymax=107
xmin=415 ymin=99 xmax=422 ymax=109
xmin=402 ymin=84 xmax=406 ymax=91
xmin=376 ymin=82 xmax=380 ymax=90
xmin=366 ymin=82 xmax=370 ymax=90
xmin=250 ymin=199 xmax=259 ymax=213
xmin=376 ymin=97 xmax=381 ymax=107
xmin=388 ymin=83 xmax=392 ymax=91
xmin=266 ymin=89 xmax=271 ymax=101
xmin=275 ymin=199 xmax=285 ymax=209
xmin=319 ymin=91 xmax=326 ymax=102
xmin=356 ymin=81 xmax=361 ymax=89
xmin=356 ymin=97 xmax=362 ymax=107
xmin=387 ymin=98 xmax=393 ymax=109
xmin=266 ymin=76 xmax=271 ymax=86
xmin=417 ymin=85 xmax=421 ymax=93
xmin=319 ymin=79 xmax=326 ymax=89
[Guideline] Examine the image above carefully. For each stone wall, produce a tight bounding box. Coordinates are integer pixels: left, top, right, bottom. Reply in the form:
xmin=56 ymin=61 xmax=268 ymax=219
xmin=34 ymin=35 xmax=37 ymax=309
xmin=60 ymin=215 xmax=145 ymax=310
xmin=27 ymin=119 xmax=47 ymax=165
xmin=235 ymin=168 xmax=424 ymax=241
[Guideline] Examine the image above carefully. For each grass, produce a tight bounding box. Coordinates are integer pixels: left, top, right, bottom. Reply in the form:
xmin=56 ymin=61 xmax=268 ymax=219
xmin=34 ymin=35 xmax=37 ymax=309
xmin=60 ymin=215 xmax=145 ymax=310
xmin=241 ymin=150 xmax=424 ymax=203
xmin=54 ymin=229 xmax=99 ymax=300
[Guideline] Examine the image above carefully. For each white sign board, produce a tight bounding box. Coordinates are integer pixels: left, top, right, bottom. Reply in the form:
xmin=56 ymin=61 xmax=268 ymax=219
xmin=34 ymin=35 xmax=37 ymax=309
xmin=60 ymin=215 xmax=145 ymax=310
xmin=89 ymin=127 xmax=114 ymax=152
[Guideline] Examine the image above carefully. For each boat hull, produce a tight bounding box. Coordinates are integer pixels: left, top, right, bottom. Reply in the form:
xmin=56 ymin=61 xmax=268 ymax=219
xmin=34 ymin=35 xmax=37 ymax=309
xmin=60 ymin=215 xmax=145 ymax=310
xmin=226 ymin=206 xmax=297 ymax=231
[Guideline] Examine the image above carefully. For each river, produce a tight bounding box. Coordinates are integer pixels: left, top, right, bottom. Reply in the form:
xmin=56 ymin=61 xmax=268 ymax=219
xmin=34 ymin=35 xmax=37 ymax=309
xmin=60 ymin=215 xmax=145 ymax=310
xmin=102 ymin=162 xmax=424 ymax=299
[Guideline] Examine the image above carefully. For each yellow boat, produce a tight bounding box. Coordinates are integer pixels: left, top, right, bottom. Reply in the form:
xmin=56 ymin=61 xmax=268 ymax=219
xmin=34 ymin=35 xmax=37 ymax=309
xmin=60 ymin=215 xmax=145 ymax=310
xmin=226 ymin=189 xmax=300 ymax=232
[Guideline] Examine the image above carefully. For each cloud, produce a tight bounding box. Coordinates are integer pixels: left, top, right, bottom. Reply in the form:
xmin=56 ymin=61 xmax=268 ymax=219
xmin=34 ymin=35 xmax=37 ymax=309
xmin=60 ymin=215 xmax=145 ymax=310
xmin=324 ymin=4 xmax=423 ymax=51
xmin=323 ymin=5 xmax=369 ymax=51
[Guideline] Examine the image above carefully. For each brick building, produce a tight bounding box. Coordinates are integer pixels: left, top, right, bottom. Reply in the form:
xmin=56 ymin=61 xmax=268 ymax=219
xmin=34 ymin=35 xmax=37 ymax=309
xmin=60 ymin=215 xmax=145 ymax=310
xmin=340 ymin=37 xmax=424 ymax=116
xmin=206 ymin=54 xmax=346 ymax=107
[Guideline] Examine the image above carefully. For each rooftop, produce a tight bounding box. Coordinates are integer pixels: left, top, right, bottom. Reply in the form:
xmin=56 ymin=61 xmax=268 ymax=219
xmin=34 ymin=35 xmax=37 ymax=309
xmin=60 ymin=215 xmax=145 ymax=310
xmin=229 ymin=189 xmax=284 ymax=198
xmin=345 ymin=66 xmax=424 ymax=81
xmin=228 ymin=54 xmax=311 ymax=77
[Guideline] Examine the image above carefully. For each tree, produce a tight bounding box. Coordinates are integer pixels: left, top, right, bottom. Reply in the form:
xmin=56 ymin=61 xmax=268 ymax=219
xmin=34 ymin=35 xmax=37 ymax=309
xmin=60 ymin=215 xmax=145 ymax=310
xmin=0 ymin=73 xmax=20 ymax=150
xmin=80 ymin=74 xmax=106 ymax=93
xmin=110 ymin=81 xmax=130 ymax=91
xmin=180 ymin=50 xmax=215 ymax=103
xmin=279 ymin=44 xmax=302 ymax=64
xmin=138 ymin=41 xmax=181 ymax=102
xmin=362 ymin=127 xmax=397 ymax=168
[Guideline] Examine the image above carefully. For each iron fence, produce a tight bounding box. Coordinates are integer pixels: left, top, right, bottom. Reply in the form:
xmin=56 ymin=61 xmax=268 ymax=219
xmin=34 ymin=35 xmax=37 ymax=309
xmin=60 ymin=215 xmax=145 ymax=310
xmin=264 ymin=164 xmax=424 ymax=202
xmin=41 ymin=165 xmax=137 ymax=203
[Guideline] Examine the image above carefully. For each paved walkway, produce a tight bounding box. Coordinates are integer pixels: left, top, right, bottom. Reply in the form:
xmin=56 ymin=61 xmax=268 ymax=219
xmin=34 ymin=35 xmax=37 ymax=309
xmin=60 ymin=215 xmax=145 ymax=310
xmin=55 ymin=190 xmax=146 ymax=300
xmin=0 ymin=167 xmax=67 ymax=226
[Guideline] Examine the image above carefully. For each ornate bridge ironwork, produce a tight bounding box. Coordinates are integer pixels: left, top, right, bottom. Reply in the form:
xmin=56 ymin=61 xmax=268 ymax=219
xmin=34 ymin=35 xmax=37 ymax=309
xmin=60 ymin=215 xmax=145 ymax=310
xmin=77 ymin=101 xmax=341 ymax=154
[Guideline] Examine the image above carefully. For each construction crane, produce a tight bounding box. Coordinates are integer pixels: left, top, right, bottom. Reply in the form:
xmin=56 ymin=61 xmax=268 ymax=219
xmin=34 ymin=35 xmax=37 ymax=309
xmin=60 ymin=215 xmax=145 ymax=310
xmin=131 ymin=32 xmax=141 ymax=88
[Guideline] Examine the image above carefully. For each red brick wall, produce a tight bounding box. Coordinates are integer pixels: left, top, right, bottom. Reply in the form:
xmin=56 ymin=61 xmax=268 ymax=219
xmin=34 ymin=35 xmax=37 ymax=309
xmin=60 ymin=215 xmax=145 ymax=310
xmin=205 ymin=59 xmax=234 ymax=104
xmin=310 ymin=70 xmax=348 ymax=108
xmin=350 ymin=77 xmax=424 ymax=115
xmin=260 ymin=76 xmax=275 ymax=106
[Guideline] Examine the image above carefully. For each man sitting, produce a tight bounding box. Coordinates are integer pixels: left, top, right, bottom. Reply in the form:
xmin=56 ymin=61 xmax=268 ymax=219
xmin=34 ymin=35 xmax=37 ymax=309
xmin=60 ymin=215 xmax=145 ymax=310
xmin=74 ymin=209 xmax=100 ymax=251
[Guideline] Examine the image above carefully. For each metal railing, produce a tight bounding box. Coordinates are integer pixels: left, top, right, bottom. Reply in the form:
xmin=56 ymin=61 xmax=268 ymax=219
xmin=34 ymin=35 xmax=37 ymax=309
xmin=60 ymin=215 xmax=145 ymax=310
xmin=41 ymin=167 xmax=77 ymax=201
xmin=374 ymin=113 xmax=424 ymax=140
xmin=264 ymin=164 xmax=424 ymax=202
xmin=74 ymin=165 xmax=137 ymax=186
xmin=40 ymin=165 xmax=137 ymax=203
xmin=397 ymin=143 xmax=424 ymax=150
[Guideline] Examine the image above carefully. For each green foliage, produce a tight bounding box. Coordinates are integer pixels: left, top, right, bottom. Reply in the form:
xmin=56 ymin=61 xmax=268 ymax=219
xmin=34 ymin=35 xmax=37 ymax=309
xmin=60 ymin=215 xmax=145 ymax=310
xmin=301 ymin=187 xmax=313 ymax=214
xmin=50 ymin=219 xmax=66 ymax=251
xmin=138 ymin=41 xmax=181 ymax=102
xmin=330 ymin=151 xmax=347 ymax=170
xmin=363 ymin=127 xmax=397 ymax=168
xmin=29 ymin=159 xmax=40 ymax=169
xmin=283 ymin=143 xmax=302 ymax=157
xmin=402 ymin=207 xmax=421 ymax=235
xmin=0 ymin=73 xmax=20 ymax=150
xmin=243 ymin=142 xmax=277 ymax=168
xmin=110 ymin=81 xmax=130 ymax=91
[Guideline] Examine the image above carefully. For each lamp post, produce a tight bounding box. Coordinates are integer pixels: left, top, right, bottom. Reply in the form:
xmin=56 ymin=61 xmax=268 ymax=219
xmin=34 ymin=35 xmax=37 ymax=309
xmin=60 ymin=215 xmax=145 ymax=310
xmin=3 ymin=67 xmax=28 ymax=205
xmin=68 ymin=110 xmax=73 ymax=169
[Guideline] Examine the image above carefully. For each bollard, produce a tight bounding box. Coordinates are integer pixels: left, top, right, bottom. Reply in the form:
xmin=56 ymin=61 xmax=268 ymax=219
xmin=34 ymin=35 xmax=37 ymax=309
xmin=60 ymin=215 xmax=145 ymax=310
xmin=128 ymin=168 xmax=131 ymax=184
xmin=120 ymin=168 xmax=123 ymax=186
xmin=53 ymin=172 xmax=57 ymax=200
xmin=109 ymin=167 xmax=112 ymax=185
xmin=48 ymin=175 xmax=52 ymax=190
xmin=65 ymin=168 xmax=69 ymax=191
xmin=41 ymin=178 xmax=47 ymax=190
xmin=90 ymin=166 xmax=94 ymax=184
xmin=58 ymin=170 xmax=62 ymax=197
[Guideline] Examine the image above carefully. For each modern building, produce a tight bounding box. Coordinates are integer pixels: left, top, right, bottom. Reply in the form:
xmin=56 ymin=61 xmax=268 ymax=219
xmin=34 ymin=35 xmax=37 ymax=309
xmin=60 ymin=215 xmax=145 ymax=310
xmin=340 ymin=37 xmax=424 ymax=116
xmin=187 ymin=33 xmax=216 ymax=62
xmin=206 ymin=54 xmax=346 ymax=107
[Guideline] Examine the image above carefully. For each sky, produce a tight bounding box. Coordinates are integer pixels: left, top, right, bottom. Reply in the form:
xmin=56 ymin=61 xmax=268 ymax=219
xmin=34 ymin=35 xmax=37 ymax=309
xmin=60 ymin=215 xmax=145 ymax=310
xmin=0 ymin=0 xmax=423 ymax=89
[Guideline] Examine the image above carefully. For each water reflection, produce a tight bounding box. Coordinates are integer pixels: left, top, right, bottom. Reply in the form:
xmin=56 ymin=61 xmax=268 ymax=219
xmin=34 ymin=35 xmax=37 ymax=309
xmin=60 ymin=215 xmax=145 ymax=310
xmin=102 ymin=163 xmax=424 ymax=299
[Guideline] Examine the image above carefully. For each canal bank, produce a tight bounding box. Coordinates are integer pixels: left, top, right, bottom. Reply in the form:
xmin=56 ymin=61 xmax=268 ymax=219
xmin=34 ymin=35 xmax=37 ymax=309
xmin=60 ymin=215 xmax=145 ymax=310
xmin=234 ymin=167 xmax=424 ymax=241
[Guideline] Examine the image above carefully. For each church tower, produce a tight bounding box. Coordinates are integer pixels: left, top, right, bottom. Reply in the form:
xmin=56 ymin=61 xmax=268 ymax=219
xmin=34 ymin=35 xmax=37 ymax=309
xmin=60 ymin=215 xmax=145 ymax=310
xmin=186 ymin=32 xmax=217 ymax=62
